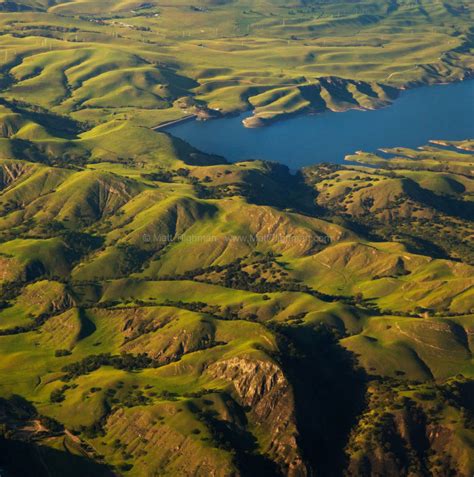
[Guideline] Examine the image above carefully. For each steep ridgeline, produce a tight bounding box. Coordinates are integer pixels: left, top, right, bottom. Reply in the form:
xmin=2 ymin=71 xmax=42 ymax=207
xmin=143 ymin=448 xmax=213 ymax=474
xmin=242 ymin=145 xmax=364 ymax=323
xmin=0 ymin=101 xmax=472 ymax=476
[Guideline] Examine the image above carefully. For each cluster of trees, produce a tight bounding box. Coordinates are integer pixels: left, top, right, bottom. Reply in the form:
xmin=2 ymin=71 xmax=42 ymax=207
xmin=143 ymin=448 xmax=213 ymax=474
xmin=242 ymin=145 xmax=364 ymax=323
xmin=54 ymin=349 xmax=72 ymax=357
xmin=113 ymin=244 xmax=154 ymax=276
xmin=140 ymin=170 xmax=173 ymax=182
xmin=161 ymin=299 xmax=241 ymax=321
xmin=345 ymin=376 xmax=473 ymax=477
xmin=50 ymin=385 xmax=70 ymax=403
xmin=195 ymin=183 xmax=243 ymax=200
xmin=140 ymin=167 xmax=192 ymax=184
xmin=159 ymin=254 xmax=337 ymax=300
xmin=61 ymin=353 xmax=158 ymax=380
xmin=115 ymin=388 xmax=151 ymax=409
xmin=0 ymin=311 xmax=51 ymax=336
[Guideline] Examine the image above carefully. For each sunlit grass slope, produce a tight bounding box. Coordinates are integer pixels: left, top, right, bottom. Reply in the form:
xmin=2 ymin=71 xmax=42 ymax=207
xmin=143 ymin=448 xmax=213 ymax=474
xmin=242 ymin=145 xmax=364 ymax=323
xmin=0 ymin=126 xmax=473 ymax=475
xmin=0 ymin=1 xmax=473 ymax=475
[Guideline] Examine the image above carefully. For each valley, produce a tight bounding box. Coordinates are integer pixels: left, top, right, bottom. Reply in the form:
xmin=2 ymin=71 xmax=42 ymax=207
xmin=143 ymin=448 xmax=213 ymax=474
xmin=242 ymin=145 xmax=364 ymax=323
xmin=0 ymin=1 xmax=472 ymax=476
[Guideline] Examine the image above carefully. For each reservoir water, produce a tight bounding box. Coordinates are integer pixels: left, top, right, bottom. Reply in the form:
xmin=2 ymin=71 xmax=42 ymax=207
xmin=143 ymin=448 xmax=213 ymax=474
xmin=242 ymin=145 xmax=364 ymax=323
xmin=165 ymin=80 xmax=474 ymax=169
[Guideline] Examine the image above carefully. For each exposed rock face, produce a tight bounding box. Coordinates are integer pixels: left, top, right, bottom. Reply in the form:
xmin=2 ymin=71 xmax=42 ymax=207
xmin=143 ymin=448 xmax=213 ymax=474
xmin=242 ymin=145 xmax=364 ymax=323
xmin=51 ymin=290 xmax=75 ymax=313
xmin=206 ymin=356 xmax=308 ymax=477
xmin=122 ymin=314 xmax=217 ymax=363
xmin=0 ymin=161 xmax=32 ymax=189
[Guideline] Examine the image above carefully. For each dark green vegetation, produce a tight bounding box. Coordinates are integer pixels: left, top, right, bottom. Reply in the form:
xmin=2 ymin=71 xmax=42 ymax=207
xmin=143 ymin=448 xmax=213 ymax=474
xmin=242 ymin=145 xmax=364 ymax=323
xmin=0 ymin=1 xmax=473 ymax=476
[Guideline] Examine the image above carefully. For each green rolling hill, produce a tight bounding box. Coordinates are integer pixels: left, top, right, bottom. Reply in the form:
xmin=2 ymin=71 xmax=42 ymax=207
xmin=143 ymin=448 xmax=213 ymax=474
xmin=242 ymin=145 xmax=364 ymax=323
xmin=0 ymin=1 xmax=472 ymax=476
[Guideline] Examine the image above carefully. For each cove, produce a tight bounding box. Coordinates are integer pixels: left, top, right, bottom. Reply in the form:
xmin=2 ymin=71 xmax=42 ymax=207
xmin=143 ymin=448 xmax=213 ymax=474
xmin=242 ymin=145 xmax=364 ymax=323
xmin=165 ymin=80 xmax=474 ymax=170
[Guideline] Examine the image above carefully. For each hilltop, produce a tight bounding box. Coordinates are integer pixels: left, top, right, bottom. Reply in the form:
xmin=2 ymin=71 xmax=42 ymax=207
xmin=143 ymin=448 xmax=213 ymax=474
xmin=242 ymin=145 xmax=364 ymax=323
xmin=0 ymin=1 xmax=473 ymax=476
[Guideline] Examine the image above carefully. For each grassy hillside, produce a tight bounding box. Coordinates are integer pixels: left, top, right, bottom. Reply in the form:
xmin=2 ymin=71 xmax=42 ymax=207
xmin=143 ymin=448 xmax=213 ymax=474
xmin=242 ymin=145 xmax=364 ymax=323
xmin=306 ymin=143 xmax=474 ymax=263
xmin=0 ymin=126 xmax=472 ymax=476
xmin=0 ymin=1 xmax=472 ymax=476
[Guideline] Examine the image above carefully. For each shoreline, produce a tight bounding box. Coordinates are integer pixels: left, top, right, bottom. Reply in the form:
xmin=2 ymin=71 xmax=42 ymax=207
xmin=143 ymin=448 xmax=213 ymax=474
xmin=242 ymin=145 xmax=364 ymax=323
xmin=158 ymin=77 xmax=473 ymax=171
xmin=152 ymin=114 xmax=196 ymax=131
xmin=240 ymin=72 xmax=474 ymax=129
xmin=159 ymin=72 xmax=474 ymax=133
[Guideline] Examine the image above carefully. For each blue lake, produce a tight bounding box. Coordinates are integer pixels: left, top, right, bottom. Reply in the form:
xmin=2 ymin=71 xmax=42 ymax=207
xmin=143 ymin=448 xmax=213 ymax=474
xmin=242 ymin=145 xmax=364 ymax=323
xmin=166 ymin=80 xmax=474 ymax=169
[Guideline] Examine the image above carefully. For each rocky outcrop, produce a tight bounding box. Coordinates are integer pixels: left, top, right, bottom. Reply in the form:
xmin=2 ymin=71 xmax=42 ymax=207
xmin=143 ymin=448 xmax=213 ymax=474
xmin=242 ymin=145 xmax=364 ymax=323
xmin=206 ymin=356 xmax=308 ymax=477
xmin=0 ymin=160 xmax=32 ymax=189
xmin=122 ymin=314 xmax=217 ymax=363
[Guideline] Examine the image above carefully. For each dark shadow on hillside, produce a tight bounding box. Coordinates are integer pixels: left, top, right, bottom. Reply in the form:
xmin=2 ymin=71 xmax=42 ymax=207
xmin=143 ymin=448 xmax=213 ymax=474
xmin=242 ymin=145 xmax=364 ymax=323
xmin=299 ymin=84 xmax=327 ymax=111
xmin=0 ymin=395 xmax=114 ymax=477
xmin=8 ymin=137 xmax=88 ymax=167
xmin=458 ymin=380 xmax=474 ymax=414
xmin=0 ymin=1 xmax=35 ymax=12
xmin=319 ymin=77 xmax=359 ymax=107
xmin=239 ymin=162 xmax=322 ymax=216
xmin=0 ymin=98 xmax=81 ymax=139
xmin=187 ymin=395 xmax=282 ymax=476
xmin=390 ymin=233 xmax=454 ymax=261
xmin=0 ymin=437 xmax=115 ymax=477
xmin=274 ymin=325 xmax=367 ymax=477
xmin=403 ymin=179 xmax=474 ymax=220
xmin=168 ymin=134 xmax=227 ymax=166
xmin=200 ymin=408 xmax=284 ymax=477
xmin=77 ymin=308 xmax=97 ymax=341
xmin=386 ymin=0 xmax=400 ymax=16
xmin=10 ymin=138 xmax=50 ymax=164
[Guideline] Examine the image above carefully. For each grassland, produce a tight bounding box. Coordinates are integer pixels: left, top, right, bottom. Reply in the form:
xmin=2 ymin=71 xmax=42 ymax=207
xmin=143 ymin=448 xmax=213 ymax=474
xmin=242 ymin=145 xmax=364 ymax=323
xmin=0 ymin=124 xmax=472 ymax=475
xmin=0 ymin=0 xmax=472 ymax=128
xmin=0 ymin=1 xmax=473 ymax=476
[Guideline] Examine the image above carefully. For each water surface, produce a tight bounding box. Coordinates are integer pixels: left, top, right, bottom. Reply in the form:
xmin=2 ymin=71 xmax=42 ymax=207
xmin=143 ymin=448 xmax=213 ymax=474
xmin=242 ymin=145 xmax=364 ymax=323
xmin=166 ymin=80 xmax=474 ymax=169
